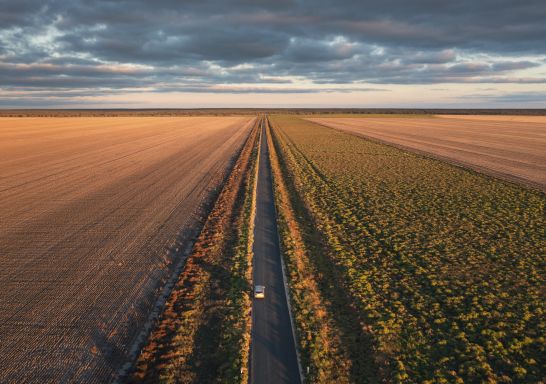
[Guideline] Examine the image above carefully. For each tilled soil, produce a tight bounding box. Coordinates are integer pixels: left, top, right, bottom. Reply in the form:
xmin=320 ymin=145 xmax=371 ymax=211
xmin=0 ymin=116 xmax=253 ymax=383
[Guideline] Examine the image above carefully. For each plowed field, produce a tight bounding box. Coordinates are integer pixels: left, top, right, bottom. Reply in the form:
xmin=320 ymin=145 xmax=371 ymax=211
xmin=308 ymin=116 xmax=546 ymax=189
xmin=0 ymin=116 xmax=253 ymax=383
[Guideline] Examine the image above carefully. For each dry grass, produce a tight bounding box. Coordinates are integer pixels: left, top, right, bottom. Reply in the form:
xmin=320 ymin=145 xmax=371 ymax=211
xmin=0 ymin=116 xmax=253 ymax=383
xmin=267 ymin=118 xmax=358 ymax=383
xmin=130 ymin=118 xmax=260 ymax=384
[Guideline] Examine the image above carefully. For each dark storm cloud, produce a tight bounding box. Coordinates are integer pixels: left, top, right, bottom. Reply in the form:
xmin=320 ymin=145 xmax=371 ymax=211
xmin=1 ymin=0 xmax=545 ymax=102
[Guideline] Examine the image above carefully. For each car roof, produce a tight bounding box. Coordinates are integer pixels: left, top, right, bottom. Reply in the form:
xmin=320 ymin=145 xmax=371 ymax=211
xmin=255 ymin=285 xmax=265 ymax=290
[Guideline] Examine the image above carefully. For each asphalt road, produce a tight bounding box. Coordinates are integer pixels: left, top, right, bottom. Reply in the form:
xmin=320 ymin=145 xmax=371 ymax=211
xmin=250 ymin=117 xmax=301 ymax=384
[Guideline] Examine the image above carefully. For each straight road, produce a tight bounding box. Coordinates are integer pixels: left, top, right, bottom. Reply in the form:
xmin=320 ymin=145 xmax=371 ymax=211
xmin=250 ymin=117 xmax=301 ymax=384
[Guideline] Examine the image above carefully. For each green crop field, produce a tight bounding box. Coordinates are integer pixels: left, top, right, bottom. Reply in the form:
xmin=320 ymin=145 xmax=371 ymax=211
xmin=269 ymin=115 xmax=545 ymax=383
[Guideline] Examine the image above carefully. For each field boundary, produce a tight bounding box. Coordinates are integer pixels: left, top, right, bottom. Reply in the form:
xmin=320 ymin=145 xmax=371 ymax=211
xmin=125 ymin=119 xmax=257 ymax=382
xmin=307 ymin=118 xmax=546 ymax=193
xmin=2 ymin=108 xmax=545 ymax=118
xmin=114 ymin=227 xmax=198 ymax=383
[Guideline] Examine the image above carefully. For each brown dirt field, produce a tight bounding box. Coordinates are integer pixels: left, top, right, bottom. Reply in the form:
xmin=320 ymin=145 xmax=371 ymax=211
xmin=0 ymin=116 xmax=254 ymax=383
xmin=307 ymin=116 xmax=546 ymax=190
xmin=438 ymin=115 xmax=546 ymax=123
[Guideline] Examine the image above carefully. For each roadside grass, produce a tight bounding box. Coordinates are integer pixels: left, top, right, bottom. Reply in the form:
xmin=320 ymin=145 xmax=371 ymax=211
xmin=268 ymin=119 xmax=366 ymax=383
xmin=130 ymin=120 xmax=260 ymax=384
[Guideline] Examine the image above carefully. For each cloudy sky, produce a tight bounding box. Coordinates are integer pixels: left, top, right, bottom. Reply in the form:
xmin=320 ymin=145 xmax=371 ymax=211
xmin=1 ymin=0 xmax=545 ymax=108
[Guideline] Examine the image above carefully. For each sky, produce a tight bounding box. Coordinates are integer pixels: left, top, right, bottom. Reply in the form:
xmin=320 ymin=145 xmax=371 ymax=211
xmin=1 ymin=0 xmax=545 ymax=108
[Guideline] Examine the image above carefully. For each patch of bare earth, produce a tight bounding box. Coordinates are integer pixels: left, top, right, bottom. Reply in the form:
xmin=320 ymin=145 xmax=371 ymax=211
xmin=308 ymin=116 xmax=546 ymax=190
xmin=437 ymin=115 xmax=546 ymax=123
xmin=0 ymin=116 xmax=253 ymax=383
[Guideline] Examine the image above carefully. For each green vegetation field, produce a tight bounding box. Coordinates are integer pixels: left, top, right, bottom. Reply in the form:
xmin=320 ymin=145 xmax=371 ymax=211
xmin=269 ymin=115 xmax=545 ymax=383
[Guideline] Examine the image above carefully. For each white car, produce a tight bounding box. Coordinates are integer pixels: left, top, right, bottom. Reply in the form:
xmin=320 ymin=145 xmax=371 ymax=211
xmin=254 ymin=285 xmax=265 ymax=299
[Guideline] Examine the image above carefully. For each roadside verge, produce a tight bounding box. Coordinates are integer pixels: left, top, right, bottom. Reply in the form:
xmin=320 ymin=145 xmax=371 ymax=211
xmin=266 ymin=117 xmax=354 ymax=383
xmin=129 ymin=118 xmax=260 ymax=383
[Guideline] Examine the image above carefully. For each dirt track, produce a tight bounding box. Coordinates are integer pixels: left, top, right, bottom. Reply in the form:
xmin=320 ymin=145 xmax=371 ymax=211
xmin=308 ymin=116 xmax=546 ymax=189
xmin=0 ymin=116 xmax=253 ymax=383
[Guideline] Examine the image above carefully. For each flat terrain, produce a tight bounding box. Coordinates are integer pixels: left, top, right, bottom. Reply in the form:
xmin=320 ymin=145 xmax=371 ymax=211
xmin=0 ymin=116 xmax=253 ymax=383
xmin=270 ymin=115 xmax=545 ymax=382
xmin=251 ymin=119 xmax=300 ymax=384
xmin=308 ymin=115 xmax=546 ymax=189
xmin=438 ymin=115 xmax=546 ymax=123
